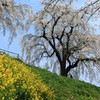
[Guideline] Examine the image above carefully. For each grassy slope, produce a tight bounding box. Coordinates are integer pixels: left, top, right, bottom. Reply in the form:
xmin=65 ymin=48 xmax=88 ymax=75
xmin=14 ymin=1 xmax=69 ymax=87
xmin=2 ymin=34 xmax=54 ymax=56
xmin=25 ymin=64 xmax=100 ymax=100
xmin=8 ymin=57 xmax=100 ymax=100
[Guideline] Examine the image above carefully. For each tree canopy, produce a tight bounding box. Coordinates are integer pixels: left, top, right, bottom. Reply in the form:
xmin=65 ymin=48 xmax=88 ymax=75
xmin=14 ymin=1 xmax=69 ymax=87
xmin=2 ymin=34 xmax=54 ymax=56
xmin=0 ymin=0 xmax=33 ymax=44
xmin=21 ymin=0 xmax=100 ymax=84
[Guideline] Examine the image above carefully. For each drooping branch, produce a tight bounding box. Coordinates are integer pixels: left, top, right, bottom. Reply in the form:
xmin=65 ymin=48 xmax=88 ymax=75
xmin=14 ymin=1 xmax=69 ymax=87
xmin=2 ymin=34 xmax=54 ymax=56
xmin=80 ymin=58 xmax=100 ymax=62
xmin=87 ymin=6 xmax=100 ymax=22
xmin=69 ymin=0 xmax=100 ymax=24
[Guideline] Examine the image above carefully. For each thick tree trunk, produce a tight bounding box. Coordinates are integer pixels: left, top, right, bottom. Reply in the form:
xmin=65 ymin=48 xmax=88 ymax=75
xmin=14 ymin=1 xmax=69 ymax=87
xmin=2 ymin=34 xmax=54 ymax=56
xmin=60 ymin=62 xmax=68 ymax=77
xmin=61 ymin=67 xmax=70 ymax=77
xmin=61 ymin=66 xmax=66 ymax=76
xmin=60 ymin=65 xmax=74 ymax=77
xmin=60 ymin=59 xmax=80 ymax=77
xmin=60 ymin=49 xmax=68 ymax=76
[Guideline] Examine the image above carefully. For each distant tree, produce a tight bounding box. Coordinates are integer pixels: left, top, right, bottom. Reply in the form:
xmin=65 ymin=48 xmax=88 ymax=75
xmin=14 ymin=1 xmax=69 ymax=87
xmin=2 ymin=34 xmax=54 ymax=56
xmin=21 ymin=0 xmax=100 ymax=81
xmin=0 ymin=0 xmax=32 ymax=44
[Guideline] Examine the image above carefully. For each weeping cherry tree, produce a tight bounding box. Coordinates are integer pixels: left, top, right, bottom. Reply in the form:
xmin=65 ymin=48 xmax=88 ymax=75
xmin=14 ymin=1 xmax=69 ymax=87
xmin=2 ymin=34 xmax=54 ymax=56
xmin=21 ymin=0 xmax=100 ymax=83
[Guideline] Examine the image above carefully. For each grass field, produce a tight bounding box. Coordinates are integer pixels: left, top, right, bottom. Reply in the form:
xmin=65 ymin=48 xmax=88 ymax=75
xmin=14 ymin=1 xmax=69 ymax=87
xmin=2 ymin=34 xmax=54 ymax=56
xmin=0 ymin=53 xmax=100 ymax=100
xmin=29 ymin=65 xmax=100 ymax=100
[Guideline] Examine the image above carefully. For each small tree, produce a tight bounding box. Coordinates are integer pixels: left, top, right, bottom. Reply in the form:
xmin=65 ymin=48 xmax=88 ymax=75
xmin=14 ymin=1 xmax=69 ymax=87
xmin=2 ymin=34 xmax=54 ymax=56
xmin=21 ymin=0 xmax=100 ymax=80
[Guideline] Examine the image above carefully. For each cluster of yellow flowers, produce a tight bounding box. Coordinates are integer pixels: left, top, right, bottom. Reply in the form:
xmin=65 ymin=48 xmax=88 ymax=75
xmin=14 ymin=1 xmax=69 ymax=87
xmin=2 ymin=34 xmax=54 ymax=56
xmin=0 ymin=53 xmax=55 ymax=100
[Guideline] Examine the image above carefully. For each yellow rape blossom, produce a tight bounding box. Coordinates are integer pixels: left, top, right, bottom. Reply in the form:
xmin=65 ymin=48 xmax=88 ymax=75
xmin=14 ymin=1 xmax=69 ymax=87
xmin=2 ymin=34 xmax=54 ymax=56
xmin=0 ymin=53 xmax=55 ymax=100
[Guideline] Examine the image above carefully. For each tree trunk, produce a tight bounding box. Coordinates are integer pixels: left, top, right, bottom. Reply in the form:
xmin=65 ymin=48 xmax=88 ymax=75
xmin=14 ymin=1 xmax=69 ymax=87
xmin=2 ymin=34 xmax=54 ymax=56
xmin=61 ymin=66 xmax=66 ymax=76
xmin=60 ymin=62 xmax=68 ymax=76
xmin=60 ymin=64 xmax=75 ymax=77
xmin=60 ymin=59 xmax=80 ymax=77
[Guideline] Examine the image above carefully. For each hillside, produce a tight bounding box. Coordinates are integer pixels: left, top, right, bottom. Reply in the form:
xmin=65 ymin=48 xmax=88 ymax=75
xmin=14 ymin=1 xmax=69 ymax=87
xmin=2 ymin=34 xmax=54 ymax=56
xmin=0 ymin=53 xmax=100 ymax=100
xmin=29 ymin=65 xmax=100 ymax=100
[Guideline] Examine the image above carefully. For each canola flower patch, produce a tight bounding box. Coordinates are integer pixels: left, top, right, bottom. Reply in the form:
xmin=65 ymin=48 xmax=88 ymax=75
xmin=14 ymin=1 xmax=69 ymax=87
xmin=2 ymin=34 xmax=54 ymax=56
xmin=0 ymin=53 xmax=55 ymax=100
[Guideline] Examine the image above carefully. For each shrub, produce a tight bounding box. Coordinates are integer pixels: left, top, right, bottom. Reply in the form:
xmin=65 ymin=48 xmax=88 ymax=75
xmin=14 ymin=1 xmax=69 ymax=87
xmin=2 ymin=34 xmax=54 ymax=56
xmin=0 ymin=53 xmax=55 ymax=100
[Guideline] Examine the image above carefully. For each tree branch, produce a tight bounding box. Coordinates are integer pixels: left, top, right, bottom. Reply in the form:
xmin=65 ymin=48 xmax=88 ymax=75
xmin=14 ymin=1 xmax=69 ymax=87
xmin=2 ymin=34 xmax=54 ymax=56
xmin=80 ymin=58 xmax=100 ymax=62
xmin=42 ymin=25 xmax=62 ymax=62
xmin=66 ymin=59 xmax=80 ymax=74
xmin=87 ymin=7 xmax=100 ymax=22
xmin=51 ymin=16 xmax=61 ymax=46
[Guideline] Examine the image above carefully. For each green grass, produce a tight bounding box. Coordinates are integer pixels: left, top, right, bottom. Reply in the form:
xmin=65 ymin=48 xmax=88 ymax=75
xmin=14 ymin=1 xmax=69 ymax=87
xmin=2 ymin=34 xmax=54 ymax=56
xmin=26 ymin=64 xmax=100 ymax=100
xmin=2 ymin=54 xmax=100 ymax=100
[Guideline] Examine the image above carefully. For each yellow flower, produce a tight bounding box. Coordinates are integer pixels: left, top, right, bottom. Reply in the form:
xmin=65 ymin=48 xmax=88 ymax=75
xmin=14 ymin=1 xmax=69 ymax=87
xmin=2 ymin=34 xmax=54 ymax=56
xmin=0 ymin=54 xmax=55 ymax=100
xmin=1 ymin=97 xmax=4 ymax=100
